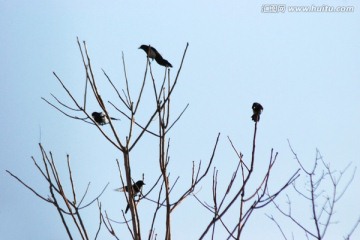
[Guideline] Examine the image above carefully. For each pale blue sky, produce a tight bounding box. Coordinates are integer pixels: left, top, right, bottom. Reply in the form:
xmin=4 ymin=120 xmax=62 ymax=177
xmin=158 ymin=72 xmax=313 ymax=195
xmin=1 ymin=0 xmax=360 ymax=239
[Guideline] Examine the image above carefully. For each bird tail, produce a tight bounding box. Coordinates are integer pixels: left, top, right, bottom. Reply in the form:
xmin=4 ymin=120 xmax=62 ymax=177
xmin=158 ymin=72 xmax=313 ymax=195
xmin=110 ymin=117 xmax=120 ymax=121
xmin=125 ymin=204 xmax=130 ymax=213
xmin=155 ymin=56 xmax=173 ymax=68
xmin=163 ymin=59 xmax=173 ymax=68
xmin=114 ymin=188 xmax=125 ymax=192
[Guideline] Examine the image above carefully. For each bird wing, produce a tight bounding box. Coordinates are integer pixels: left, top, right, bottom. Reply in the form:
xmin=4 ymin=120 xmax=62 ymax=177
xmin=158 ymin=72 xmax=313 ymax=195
xmin=150 ymin=46 xmax=162 ymax=58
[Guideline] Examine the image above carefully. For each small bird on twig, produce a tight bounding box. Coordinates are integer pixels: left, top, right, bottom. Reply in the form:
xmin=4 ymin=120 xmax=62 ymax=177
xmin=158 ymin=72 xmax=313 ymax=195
xmin=115 ymin=180 xmax=145 ymax=193
xmin=91 ymin=112 xmax=119 ymax=125
xmin=139 ymin=45 xmax=173 ymax=68
xmin=115 ymin=180 xmax=145 ymax=213
xmin=251 ymin=102 xmax=263 ymax=122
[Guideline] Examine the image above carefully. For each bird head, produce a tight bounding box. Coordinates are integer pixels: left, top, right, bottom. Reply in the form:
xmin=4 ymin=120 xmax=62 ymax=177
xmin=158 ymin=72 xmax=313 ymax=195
xmin=92 ymin=112 xmax=100 ymax=117
xmin=139 ymin=45 xmax=147 ymax=50
xmin=252 ymin=102 xmax=263 ymax=113
xmin=136 ymin=180 xmax=145 ymax=187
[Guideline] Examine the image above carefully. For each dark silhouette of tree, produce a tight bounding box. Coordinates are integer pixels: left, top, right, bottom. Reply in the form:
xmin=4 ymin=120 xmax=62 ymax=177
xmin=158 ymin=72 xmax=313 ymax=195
xmin=6 ymin=39 xmax=359 ymax=240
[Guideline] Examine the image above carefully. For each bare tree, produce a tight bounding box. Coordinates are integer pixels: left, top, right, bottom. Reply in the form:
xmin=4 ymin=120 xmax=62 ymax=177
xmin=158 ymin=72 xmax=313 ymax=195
xmin=6 ymin=39 xmax=358 ymax=240
xmin=195 ymin=121 xmax=300 ymax=239
xmin=6 ymin=144 xmax=108 ymax=240
xmin=268 ymin=140 xmax=358 ymax=240
xmin=7 ymin=39 xmax=219 ymax=240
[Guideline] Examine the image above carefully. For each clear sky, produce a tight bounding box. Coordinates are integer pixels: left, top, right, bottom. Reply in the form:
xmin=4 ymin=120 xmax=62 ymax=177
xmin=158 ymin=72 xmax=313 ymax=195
xmin=1 ymin=0 xmax=360 ymax=239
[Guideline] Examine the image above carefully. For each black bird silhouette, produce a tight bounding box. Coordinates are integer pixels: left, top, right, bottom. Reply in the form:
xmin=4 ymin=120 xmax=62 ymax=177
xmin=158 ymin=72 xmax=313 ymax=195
xmin=139 ymin=45 xmax=173 ymax=68
xmin=115 ymin=180 xmax=145 ymax=193
xmin=91 ymin=112 xmax=119 ymax=125
xmin=251 ymin=102 xmax=263 ymax=122
xmin=115 ymin=180 xmax=145 ymax=213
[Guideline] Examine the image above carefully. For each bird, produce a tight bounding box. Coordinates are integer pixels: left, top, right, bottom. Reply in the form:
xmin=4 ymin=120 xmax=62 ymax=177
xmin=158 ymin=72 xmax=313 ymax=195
xmin=115 ymin=180 xmax=145 ymax=193
xmin=115 ymin=180 xmax=145 ymax=213
xmin=251 ymin=102 xmax=263 ymax=122
xmin=91 ymin=112 xmax=119 ymax=125
xmin=139 ymin=45 xmax=173 ymax=68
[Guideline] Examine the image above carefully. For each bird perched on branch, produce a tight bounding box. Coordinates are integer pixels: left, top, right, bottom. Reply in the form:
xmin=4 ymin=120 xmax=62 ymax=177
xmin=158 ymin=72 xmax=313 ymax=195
xmin=91 ymin=112 xmax=119 ymax=125
xmin=251 ymin=102 xmax=263 ymax=122
xmin=115 ymin=180 xmax=145 ymax=213
xmin=115 ymin=180 xmax=145 ymax=193
xmin=139 ymin=45 xmax=173 ymax=68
